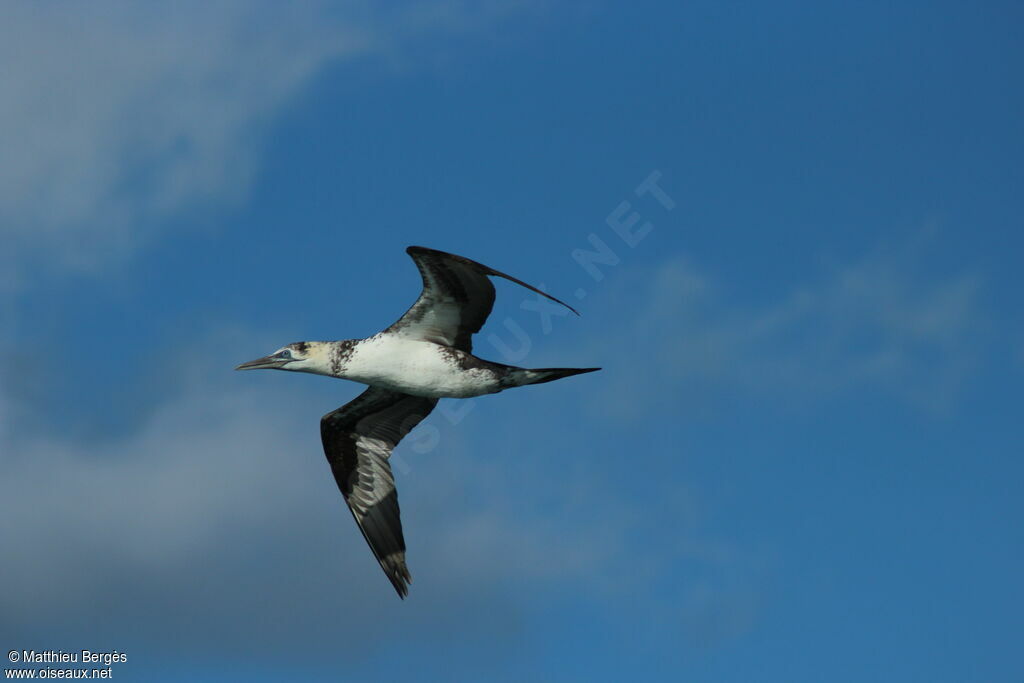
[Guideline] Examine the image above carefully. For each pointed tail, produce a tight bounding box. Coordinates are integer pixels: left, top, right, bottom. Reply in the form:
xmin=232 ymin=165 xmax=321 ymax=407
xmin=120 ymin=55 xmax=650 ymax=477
xmin=511 ymin=367 xmax=601 ymax=387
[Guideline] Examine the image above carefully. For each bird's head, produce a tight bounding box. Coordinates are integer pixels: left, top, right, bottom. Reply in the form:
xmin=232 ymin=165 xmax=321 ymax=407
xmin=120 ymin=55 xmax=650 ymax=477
xmin=235 ymin=341 xmax=329 ymax=374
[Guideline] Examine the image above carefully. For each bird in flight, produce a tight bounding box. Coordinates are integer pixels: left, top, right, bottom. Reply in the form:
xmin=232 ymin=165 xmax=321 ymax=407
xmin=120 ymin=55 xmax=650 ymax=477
xmin=236 ymin=246 xmax=599 ymax=598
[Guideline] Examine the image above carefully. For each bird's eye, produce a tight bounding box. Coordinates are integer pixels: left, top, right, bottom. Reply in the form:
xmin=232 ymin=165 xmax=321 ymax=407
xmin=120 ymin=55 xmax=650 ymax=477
xmin=279 ymin=349 xmax=293 ymax=359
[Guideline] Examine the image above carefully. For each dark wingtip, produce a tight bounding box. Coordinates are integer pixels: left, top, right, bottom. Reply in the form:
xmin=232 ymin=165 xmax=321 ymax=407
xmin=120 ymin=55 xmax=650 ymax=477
xmin=405 ymin=245 xmax=582 ymax=316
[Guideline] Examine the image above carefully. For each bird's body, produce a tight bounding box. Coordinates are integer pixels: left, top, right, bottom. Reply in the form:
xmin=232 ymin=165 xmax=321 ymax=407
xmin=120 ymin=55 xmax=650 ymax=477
xmin=237 ymin=246 xmax=599 ymax=598
xmin=331 ymin=335 xmax=507 ymax=398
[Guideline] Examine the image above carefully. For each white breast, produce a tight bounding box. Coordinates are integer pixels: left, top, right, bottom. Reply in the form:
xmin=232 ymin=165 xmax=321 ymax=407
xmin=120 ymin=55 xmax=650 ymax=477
xmin=343 ymin=336 xmax=501 ymax=398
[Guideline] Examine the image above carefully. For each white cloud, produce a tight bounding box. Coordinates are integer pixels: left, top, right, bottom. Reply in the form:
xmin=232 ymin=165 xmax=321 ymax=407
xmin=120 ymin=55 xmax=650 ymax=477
xmin=0 ymin=1 xmax=543 ymax=288
xmin=0 ymin=375 xmax=304 ymax=610
xmin=0 ymin=2 xmax=373 ymax=280
xmin=595 ymin=245 xmax=983 ymax=417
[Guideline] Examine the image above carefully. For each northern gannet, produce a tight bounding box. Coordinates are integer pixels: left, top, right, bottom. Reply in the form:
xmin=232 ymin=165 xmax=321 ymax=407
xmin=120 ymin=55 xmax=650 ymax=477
xmin=236 ymin=246 xmax=599 ymax=598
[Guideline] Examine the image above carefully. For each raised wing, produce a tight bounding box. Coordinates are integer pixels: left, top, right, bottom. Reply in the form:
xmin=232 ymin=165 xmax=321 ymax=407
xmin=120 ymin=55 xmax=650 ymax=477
xmin=386 ymin=246 xmax=578 ymax=352
xmin=320 ymin=387 xmax=438 ymax=598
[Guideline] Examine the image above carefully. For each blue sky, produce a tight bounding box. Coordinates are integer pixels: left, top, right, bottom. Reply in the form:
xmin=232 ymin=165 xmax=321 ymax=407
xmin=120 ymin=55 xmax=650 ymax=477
xmin=2 ymin=2 xmax=1022 ymax=681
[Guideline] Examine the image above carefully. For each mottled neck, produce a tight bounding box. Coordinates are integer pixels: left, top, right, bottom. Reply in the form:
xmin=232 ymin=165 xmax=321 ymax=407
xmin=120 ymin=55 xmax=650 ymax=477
xmin=327 ymin=339 xmax=359 ymax=377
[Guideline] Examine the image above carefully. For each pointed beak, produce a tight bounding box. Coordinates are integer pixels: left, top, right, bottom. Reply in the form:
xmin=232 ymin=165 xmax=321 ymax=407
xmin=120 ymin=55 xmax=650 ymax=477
xmin=235 ymin=354 xmax=290 ymax=371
